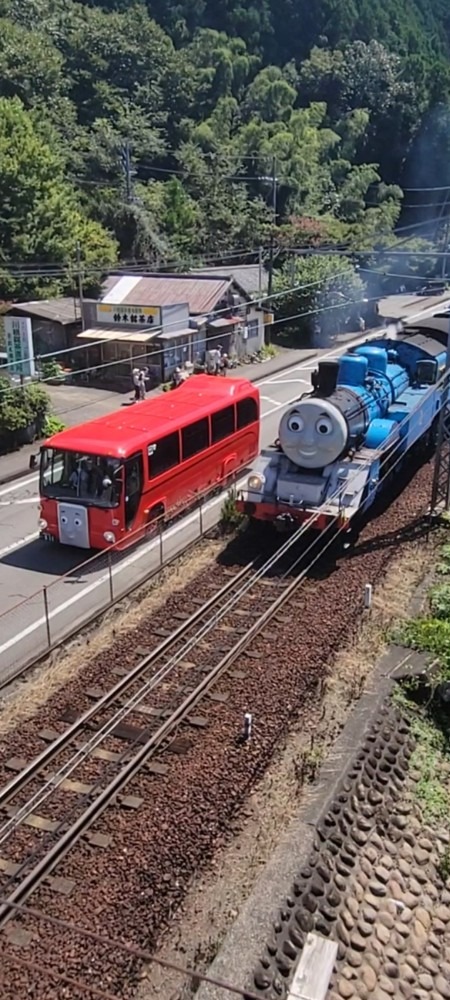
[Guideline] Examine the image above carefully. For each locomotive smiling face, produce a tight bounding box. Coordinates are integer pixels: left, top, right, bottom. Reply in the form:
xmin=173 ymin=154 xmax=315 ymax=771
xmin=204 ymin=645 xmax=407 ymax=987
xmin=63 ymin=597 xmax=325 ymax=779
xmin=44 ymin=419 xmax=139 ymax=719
xmin=278 ymin=399 xmax=349 ymax=469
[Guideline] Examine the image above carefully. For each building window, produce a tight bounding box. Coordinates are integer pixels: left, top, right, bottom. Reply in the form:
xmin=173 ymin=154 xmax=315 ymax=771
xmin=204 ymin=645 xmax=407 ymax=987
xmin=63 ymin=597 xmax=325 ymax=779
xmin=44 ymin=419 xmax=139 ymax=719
xmin=182 ymin=418 xmax=210 ymax=460
xmin=211 ymin=406 xmax=235 ymax=444
xmin=148 ymin=432 xmax=180 ymax=478
xmin=237 ymin=397 xmax=258 ymax=429
xmin=247 ymin=319 xmax=259 ymax=339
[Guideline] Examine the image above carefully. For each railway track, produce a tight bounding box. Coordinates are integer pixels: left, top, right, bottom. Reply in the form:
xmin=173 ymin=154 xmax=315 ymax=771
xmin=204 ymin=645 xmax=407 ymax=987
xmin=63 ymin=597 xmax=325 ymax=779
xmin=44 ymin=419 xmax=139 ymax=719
xmin=0 ymin=524 xmax=331 ymax=931
xmin=0 ymin=455 xmax=437 ymax=999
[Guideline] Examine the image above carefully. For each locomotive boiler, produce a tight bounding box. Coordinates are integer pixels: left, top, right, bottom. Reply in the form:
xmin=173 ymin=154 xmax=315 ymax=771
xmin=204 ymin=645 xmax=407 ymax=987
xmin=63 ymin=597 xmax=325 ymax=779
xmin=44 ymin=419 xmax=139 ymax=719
xmin=236 ymin=331 xmax=447 ymax=533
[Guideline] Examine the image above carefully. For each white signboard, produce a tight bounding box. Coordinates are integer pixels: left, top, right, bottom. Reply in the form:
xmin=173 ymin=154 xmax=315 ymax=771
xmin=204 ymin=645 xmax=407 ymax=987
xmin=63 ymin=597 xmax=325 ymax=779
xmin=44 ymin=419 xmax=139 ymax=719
xmin=4 ymin=316 xmax=36 ymax=377
xmin=96 ymin=304 xmax=161 ymax=327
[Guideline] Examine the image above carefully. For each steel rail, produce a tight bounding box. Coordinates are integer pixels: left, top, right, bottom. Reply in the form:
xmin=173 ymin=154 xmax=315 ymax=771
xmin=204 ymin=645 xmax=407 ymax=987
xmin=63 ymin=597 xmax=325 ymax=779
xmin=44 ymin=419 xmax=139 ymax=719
xmin=0 ymin=522 xmax=339 ymax=930
xmin=0 ymin=561 xmax=254 ymax=812
xmin=0 ymin=485 xmax=335 ymax=830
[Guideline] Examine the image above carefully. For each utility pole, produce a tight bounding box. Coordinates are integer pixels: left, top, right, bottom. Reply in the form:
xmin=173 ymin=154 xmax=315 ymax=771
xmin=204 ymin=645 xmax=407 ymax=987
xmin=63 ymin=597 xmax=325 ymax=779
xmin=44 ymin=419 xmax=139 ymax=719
xmin=121 ymin=141 xmax=133 ymax=204
xmin=430 ymin=313 xmax=450 ymax=517
xmin=442 ymin=213 xmax=450 ymax=280
xmin=258 ymin=245 xmax=263 ymax=298
xmin=76 ymin=242 xmax=86 ymax=331
xmin=267 ymin=156 xmax=277 ymax=300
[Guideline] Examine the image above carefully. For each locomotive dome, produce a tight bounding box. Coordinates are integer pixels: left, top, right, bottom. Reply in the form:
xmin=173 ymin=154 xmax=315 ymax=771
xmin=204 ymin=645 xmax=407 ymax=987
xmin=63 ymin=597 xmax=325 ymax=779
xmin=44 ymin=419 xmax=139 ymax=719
xmin=278 ymin=398 xmax=348 ymax=470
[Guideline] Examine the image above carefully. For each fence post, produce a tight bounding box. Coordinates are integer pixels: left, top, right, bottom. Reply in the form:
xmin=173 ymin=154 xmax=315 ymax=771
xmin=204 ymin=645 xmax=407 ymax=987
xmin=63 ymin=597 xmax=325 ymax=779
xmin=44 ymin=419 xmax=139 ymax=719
xmin=158 ymin=518 xmax=163 ymax=566
xmin=108 ymin=549 xmax=114 ymax=603
xmin=43 ymin=586 xmax=51 ymax=649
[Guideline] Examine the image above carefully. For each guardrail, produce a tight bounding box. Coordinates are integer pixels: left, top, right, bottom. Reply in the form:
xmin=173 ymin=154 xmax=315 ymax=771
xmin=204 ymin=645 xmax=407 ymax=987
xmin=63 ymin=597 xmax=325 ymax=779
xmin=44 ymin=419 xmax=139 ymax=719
xmin=0 ymin=474 xmax=242 ymax=686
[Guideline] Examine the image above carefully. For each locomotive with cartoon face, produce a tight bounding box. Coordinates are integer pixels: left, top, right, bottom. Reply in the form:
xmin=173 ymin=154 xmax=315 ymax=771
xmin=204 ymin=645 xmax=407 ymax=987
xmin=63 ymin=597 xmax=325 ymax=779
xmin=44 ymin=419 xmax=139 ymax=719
xmin=237 ymin=332 xmax=447 ymax=533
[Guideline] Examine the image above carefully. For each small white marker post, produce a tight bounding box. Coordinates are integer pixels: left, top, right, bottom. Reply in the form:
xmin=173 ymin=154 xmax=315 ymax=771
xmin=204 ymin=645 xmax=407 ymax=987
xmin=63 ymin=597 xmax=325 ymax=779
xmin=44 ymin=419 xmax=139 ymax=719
xmin=364 ymin=583 xmax=372 ymax=609
xmin=243 ymin=712 xmax=253 ymax=742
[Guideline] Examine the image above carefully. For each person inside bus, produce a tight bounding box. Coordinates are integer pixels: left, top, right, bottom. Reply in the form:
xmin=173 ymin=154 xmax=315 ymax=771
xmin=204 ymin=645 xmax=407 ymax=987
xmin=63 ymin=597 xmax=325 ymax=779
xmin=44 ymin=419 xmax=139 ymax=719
xmin=86 ymin=459 xmax=104 ymax=497
xmin=69 ymin=460 xmax=89 ymax=493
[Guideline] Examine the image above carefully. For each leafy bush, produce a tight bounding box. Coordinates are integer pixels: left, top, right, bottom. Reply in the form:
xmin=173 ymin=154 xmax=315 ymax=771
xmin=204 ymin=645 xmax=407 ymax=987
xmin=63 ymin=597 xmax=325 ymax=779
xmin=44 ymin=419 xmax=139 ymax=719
xmin=220 ymin=486 xmax=244 ymax=531
xmin=42 ymin=414 xmax=65 ymax=437
xmin=430 ymin=584 xmax=450 ymax=620
xmin=40 ymin=359 xmax=64 ymax=380
xmin=260 ymin=343 xmax=277 ymax=359
xmin=0 ymin=374 xmax=51 ymax=447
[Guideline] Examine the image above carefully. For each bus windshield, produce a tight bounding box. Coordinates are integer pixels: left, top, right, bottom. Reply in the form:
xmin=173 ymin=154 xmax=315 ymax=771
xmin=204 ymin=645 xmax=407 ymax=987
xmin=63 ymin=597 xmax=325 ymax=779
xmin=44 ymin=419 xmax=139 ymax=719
xmin=40 ymin=449 xmax=122 ymax=508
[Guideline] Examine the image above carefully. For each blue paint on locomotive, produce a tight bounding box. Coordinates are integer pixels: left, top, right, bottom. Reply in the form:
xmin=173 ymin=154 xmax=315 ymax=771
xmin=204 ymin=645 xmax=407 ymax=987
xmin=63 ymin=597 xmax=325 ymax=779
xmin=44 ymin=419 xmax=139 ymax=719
xmin=335 ymin=337 xmax=446 ymax=460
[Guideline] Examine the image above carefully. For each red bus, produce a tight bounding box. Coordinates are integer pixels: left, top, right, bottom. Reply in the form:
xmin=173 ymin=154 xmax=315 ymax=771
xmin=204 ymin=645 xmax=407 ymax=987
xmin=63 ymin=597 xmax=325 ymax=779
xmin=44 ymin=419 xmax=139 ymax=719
xmin=38 ymin=375 xmax=260 ymax=550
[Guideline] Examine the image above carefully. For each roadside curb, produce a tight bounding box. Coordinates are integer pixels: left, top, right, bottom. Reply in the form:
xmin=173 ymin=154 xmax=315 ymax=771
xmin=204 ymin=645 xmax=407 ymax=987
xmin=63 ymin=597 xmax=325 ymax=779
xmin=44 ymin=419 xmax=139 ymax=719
xmin=0 ymin=352 xmax=317 ymax=488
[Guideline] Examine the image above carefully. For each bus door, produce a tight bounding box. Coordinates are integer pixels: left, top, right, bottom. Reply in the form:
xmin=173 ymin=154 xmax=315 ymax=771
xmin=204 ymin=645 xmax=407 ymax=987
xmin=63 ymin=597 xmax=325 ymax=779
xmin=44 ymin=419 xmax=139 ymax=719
xmin=124 ymin=453 xmax=144 ymax=530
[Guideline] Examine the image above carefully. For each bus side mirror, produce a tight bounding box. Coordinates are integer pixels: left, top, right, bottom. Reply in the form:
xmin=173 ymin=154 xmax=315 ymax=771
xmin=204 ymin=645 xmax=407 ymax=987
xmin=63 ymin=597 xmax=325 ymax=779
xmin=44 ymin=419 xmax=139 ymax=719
xmin=29 ymin=454 xmax=38 ymax=470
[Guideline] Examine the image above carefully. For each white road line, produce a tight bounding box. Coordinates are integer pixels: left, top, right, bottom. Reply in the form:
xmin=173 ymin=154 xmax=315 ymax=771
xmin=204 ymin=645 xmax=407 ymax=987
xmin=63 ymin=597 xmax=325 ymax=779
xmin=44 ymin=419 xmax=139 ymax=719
xmin=0 ymin=383 xmax=313 ymax=655
xmin=0 ymin=483 xmax=247 ymax=657
xmin=0 ymin=474 xmax=39 ymax=497
xmin=265 ymin=379 xmax=309 ymax=386
xmin=0 ymin=531 xmax=41 ymax=559
xmin=261 ymin=395 xmax=280 ymax=406
xmin=0 ymin=498 xmax=39 ymax=506
xmin=0 ymin=339 xmax=377 ymax=576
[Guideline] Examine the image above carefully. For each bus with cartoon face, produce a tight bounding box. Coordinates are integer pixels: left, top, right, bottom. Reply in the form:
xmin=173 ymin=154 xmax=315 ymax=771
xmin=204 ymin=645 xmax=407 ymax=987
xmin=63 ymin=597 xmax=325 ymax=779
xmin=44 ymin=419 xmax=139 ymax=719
xmin=39 ymin=376 xmax=260 ymax=550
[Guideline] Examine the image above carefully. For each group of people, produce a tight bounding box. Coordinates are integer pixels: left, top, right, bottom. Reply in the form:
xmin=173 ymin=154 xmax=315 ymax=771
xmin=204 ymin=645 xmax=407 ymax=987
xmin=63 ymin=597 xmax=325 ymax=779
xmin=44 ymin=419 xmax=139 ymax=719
xmin=69 ymin=457 xmax=116 ymax=500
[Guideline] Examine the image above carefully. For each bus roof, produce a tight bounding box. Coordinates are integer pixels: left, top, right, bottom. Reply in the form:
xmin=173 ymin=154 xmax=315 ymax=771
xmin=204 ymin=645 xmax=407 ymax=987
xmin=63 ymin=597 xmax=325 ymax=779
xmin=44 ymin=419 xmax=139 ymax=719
xmin=43 ymin=375 xmax=259 ymax=458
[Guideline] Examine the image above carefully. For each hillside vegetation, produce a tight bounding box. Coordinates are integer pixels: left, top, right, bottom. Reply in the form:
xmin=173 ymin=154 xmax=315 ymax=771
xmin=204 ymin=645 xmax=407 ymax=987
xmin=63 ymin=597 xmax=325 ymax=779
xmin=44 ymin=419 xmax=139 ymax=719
xmin=0 ymin=0 xmax=449 ymax=301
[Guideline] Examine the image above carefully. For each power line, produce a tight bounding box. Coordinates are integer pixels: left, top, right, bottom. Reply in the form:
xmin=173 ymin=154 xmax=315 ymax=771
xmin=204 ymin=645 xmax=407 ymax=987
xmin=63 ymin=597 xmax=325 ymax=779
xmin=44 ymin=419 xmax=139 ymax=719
xmin=0 ymin=269 xmax=354 ymax=380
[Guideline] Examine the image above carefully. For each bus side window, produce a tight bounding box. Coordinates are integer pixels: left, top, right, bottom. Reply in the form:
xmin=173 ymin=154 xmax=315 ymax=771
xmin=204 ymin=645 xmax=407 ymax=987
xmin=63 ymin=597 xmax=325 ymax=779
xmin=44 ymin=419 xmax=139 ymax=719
xmin=211 ymin=406 xmax=235 ymax=444
xmin=237 ymin=397 xmax=258 ymax=429
xmin=149 ymin=432 xmax=180 ymax=478
xmin=181 ymin=418 xmax=210 ymax=460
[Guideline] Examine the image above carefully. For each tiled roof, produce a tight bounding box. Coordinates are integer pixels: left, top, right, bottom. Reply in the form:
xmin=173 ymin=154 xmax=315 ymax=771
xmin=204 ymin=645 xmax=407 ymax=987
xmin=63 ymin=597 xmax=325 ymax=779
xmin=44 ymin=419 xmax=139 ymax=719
xmin=191 ymin=264 xmax=268 ymax=296
xmin=101 ymin=273 xmax=232 ymax=315
xmin=7 ymin=298 xmax=82 ymax=325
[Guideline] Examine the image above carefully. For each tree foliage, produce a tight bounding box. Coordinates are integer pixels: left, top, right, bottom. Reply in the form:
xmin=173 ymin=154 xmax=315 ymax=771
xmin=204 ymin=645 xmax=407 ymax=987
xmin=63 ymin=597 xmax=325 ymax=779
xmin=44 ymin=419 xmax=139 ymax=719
xmin=0 ymin=96 xmax=118 ymax=299
xmin=0 ymin=0 xmax=448 ymax=296
xmin=274 ymin=256 xmax=366 ymax=344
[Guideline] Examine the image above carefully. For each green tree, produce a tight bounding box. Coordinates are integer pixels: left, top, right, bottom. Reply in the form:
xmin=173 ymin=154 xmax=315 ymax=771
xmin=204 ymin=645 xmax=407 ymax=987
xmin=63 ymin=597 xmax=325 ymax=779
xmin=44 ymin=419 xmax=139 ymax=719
xmin=273 ymin=256 xmax=366 ymax=345
xmin=0 ymin=96 xmax=117 ymax=299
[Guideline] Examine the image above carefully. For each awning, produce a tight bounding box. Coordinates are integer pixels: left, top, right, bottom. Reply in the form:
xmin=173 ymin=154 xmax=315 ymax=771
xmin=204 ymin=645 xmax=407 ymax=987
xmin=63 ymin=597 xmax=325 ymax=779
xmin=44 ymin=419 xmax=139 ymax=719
xmin=157 ymin=328 xmax=193 ymax=342
xmin=77 ymin=326 xmax=157 ymax=344
xmin=207 ymin=316 xmax=241 ymax=329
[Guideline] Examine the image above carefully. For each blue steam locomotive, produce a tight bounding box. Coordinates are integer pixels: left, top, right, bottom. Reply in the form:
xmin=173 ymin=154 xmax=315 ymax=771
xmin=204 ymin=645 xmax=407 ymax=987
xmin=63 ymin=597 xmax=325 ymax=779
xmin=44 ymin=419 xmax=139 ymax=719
xmin=237 ymin=330 xmax=447 ymax=533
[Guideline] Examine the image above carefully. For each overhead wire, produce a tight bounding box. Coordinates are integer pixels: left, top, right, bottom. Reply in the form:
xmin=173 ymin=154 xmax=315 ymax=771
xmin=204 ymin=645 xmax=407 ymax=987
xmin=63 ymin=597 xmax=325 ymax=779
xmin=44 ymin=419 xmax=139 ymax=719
xmin=0 ymin=375 xmax=442 ymax=994
xmin=0 ymin=346 xmax=445 ymax=1000
xmin=0 ymin=268 xmax=355 ymax=382
xmin=0 ymin=362 xmax=440 ymax=901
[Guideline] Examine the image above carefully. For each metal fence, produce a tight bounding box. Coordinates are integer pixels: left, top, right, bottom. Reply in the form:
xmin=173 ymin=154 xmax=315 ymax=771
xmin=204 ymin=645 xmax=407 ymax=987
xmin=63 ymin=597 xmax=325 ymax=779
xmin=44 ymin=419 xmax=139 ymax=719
xmin=0 ymin=477 xmax=238 ymax=685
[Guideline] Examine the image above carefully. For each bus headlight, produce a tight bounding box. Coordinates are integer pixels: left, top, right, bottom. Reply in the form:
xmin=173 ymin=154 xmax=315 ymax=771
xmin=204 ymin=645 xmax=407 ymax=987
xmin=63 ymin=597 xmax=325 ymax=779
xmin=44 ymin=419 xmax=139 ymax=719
xmin=248 ymin=474 xmax=265 ymax=492
xmin=103 ymin=531 xmax=116 ymax=543
xmin=39 ymin=518 xmax=48 ymax=530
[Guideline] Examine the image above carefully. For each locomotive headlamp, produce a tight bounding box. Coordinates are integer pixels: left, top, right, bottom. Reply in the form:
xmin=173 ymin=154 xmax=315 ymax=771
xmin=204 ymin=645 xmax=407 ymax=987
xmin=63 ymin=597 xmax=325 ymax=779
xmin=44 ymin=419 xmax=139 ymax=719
xmin=248 ymin=473 xmax=265 ymax=491
xmin=103 ymin=531 xmax=116 ymax=543
xmin=39 ymin=518 xmax=48 ymax=530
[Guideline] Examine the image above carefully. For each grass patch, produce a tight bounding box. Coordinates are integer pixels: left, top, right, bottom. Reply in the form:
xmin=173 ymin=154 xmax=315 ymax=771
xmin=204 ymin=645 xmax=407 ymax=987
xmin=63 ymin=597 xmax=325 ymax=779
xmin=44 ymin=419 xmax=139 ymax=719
xmin=220 ymin=486 xmax=244 ymax=532
xmin=408 ymin=707 xmax=450 ymax=822
xmin=393 ymin=682 xmax=450 ymax=824
xmin=390 ymin=533 xmax=450 ymax=823
xmin=392 ymin=533 xmax=450 ymax=683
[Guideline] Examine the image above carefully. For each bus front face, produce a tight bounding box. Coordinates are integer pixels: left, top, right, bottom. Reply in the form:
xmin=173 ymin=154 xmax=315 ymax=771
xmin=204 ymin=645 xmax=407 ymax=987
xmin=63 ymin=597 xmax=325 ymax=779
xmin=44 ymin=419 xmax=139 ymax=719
xmin=39 ymin=447 xmax=124 ymax=549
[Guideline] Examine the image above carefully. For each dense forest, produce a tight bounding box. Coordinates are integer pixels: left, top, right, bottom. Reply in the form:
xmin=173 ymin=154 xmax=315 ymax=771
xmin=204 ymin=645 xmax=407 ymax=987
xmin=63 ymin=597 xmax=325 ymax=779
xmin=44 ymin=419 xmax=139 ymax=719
xmin=1 ymin=0 xmax=450 ymax=304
